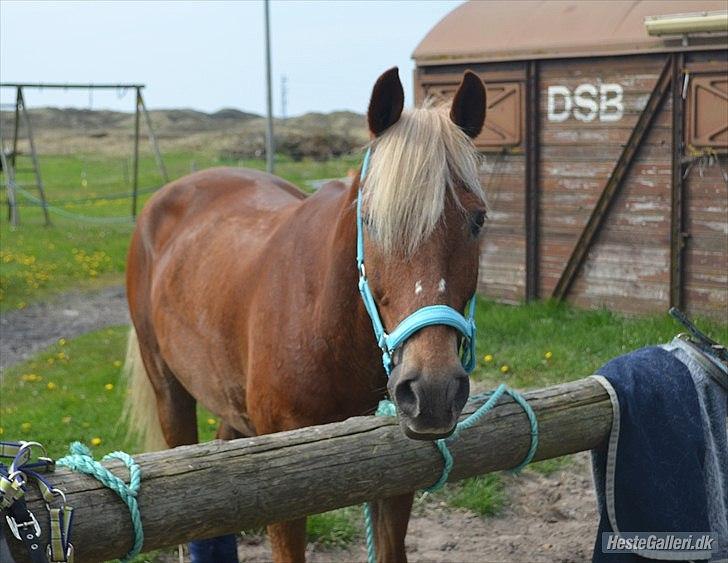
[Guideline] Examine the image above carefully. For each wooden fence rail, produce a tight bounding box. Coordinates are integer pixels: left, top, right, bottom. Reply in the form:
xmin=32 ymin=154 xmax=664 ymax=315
xmin=6 ymin=377 xmax=612 ymax=562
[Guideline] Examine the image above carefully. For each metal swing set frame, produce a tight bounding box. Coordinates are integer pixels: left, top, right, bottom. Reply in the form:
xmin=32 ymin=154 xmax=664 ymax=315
xmin=0 ymin=82 xmax=168 ymax=226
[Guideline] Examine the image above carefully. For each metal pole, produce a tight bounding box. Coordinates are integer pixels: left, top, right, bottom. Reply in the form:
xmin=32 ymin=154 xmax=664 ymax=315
xmin=281 ymin=75 xmax=287 ymax=119
xmin=264 ymin=0 xmax=275 ymax=174
xmin=18 ymin=88 xmax=51 ymax=226
xmin=131 ymin=88 xmax=141 ymax=219
xmin=0 ymin=83 xmax=146 ymax=90
xmin=138 ymin=92 xmax=169 ymax=184
xmin=0 ymin=135 xmax=19 ymax=227
xmin=11 ymin=87 xmax=20 ymax=170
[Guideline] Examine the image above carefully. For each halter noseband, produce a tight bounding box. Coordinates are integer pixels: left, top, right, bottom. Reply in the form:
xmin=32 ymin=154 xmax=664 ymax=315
xmin=356 ymin=147 xmax=477 ymax=375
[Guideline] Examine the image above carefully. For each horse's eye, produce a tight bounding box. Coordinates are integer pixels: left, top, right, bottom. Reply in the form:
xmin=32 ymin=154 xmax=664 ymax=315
xmin=470 ymin=211 xmax=486 ymax=235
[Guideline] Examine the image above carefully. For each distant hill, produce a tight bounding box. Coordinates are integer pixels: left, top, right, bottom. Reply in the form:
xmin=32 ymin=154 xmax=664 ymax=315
xmin=0 ymin=107 xmax=368 ymax=157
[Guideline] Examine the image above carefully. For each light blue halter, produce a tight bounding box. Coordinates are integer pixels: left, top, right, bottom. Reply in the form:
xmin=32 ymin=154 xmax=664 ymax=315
xmin=356 ymin=147 xmax=477 ymax=375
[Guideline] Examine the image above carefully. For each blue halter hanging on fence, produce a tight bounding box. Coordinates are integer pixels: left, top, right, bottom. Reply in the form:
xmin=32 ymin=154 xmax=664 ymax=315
xmin=356 ymin=147 xmax=477 ymax=376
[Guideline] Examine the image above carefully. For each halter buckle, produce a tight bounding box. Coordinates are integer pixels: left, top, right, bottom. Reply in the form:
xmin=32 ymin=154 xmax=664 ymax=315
xmin=6 ymin=511 xmax=41 ymax=541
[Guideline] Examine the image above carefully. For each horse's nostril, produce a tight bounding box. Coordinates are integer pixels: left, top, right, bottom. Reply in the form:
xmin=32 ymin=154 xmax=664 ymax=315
xmin=452 ymin=375 xmax=470 ymax=416
xmin=394 ymin=379 xmax=420 ymax=418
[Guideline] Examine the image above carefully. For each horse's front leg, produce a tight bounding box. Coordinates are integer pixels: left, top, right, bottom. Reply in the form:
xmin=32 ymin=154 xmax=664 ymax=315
xmin=373 ymin=492 xmax=415 ymax=563
xmin=268 ymin=518 xmax=307 ymax=563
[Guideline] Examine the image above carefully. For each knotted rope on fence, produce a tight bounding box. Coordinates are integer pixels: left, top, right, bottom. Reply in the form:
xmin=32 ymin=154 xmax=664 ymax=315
xmin=58 ymin=442 xmax=143 ymax=562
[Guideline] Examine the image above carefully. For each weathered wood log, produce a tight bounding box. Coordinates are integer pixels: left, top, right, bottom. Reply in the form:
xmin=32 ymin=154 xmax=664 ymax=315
xmin=6 ymin=377 xmax=611 ymax=562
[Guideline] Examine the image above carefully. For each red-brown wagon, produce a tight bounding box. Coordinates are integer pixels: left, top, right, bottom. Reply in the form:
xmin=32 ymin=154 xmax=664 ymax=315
xmin=413 ymin=0 xmax=727 ymax=319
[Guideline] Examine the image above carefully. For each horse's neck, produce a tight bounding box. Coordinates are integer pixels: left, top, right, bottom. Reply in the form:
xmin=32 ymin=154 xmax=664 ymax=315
xmin=300 ymin=181 xmax=387 ymax=395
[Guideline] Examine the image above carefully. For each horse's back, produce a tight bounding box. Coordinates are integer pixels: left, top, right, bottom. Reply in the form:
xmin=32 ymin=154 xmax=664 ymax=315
xmin=136 ymin=167 xmax=304 ymax=254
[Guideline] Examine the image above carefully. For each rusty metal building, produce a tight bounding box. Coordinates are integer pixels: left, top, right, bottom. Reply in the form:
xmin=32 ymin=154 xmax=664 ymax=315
xmin=413 ymin=0 xmax=727 ymax=319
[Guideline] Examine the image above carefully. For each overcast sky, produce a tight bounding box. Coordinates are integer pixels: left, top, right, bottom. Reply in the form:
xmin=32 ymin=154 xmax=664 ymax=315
xmin=0 ymin=0 xmax=462 ymax=115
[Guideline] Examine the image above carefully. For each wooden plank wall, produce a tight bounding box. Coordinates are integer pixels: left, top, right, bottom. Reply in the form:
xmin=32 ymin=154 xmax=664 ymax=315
xmin=415 ymin=52 xmax=726 ymax=320
xmin=684 ymin=48 xmax=728 ymax=319
xmin=415 ymin=62 xmax=528 ymax=304
xmin=539 ymin=54 xmax=673 ymax=314
xmin=479 ymin=153 xmax=526 ymax=303
xmin=684 ymin=153 xmax=728 ymax=318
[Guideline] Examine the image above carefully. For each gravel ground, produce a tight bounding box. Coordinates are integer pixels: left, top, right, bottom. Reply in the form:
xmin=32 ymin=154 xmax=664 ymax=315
xmin=0 ymin=285 xmax=129 ymax=372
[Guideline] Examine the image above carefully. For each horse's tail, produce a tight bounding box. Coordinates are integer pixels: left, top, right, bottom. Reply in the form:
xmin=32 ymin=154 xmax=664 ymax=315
xmin=122 ymin=327 xmax=168 ymax=452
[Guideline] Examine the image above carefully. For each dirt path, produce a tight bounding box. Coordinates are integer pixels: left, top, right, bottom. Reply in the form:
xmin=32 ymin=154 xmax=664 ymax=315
xmin=0 ymin=285 xmax=129 ymax=371
xmin=0 ymin=287 xmax=600 ymax=562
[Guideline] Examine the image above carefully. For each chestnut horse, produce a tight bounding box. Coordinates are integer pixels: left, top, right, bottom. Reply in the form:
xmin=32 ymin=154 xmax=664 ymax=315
xmin=124 ymin=67 xmax=487 ymax=562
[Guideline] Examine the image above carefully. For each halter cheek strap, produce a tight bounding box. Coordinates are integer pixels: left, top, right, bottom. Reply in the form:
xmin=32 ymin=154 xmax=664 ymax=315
xmin=356 ymin=147 xmax=477 ymax=375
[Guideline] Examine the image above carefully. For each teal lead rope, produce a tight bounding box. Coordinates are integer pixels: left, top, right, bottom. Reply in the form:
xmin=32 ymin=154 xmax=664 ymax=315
xmin=57 ymin=442 xmax=143 ymax=562
xmin=363 ymin=384 xmax=538 ymax=563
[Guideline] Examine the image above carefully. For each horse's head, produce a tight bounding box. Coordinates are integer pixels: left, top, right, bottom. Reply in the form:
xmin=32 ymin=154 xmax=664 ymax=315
xmin=360 ymin=67 xmax=487 ymax=440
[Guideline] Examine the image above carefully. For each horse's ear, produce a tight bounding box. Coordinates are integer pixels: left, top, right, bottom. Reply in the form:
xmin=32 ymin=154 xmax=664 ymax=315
xmin=368 ymin=67 xmax=404 ymax=137
xmin=450 ymin=71 xmax=486 ymax=138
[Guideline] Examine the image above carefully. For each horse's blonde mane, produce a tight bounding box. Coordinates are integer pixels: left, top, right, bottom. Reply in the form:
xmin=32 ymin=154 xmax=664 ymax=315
xmin=362 ymin=100 xmax=485 ymax=255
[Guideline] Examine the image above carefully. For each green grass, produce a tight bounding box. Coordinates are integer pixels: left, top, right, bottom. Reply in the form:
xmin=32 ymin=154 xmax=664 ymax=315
xmin=306 ymin=507 xmax=361 ymax=547
xmin=528 ymin=455 xmax=573 ymax=476
xmin=470 ymin=298 xmax=727 ymax=389
xmin=0 ymin=326 xmax=221 ymax=457
xmin=0 ymin=151 xmax=359 ymax=311
xmin=442 ymin=474 xmax=505 ymax=516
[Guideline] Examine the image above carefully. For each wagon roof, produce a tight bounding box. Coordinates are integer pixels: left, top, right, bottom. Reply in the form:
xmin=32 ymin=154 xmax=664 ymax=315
xmin=413 ymin=0 xmax=727 ymax=65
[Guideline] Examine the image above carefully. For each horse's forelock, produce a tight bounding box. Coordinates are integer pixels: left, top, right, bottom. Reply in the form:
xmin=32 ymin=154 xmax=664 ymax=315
xmin=361 ymin=101 xmax=485 ymax=255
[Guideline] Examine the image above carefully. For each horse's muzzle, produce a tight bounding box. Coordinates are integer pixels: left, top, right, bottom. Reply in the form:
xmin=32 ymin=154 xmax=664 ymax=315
xmin=388 ymin=366 xmax=470 ymax=440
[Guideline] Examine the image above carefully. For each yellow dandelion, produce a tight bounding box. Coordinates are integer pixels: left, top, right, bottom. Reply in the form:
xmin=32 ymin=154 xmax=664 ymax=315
xmin=21 ymin=373 xmax=42 ymax=382
xmin=207 ymin=418 xmax=217 ymax=426
xmin=62 ymin=416 xmax=72 ymax=424
xmin=483 ymin=354 xmax=494 ymax=363
xmin=21 ymin=422 xmax=32 ymax=432
xmin=104 ymin=383 xmax=114 ymax=391
xmin=90 ymin=437 xmax=102 ymax=447
xmin=47 ymin=382 xmax=57 ymax=390
xmin=500 ymin=364 xmax=510 ymax=374
xmin=544 ymin=351 xmax=553 ymax=360
xmin=113 ymin=360 xmax=122 ymax=368
xmin=58 ymin=338 xmax=67 ymax=347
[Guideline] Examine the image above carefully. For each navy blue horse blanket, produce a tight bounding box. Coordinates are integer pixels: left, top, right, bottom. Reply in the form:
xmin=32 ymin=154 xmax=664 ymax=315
xmin=591 ymin=338 xmax=728 ymax=562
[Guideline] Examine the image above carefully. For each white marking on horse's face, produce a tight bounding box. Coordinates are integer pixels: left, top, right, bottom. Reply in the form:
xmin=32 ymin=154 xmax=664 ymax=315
xmin=415 ymin=280 xmax=423 ymax=295
xmin=438 ymin=278 xmax=446 ymax=294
